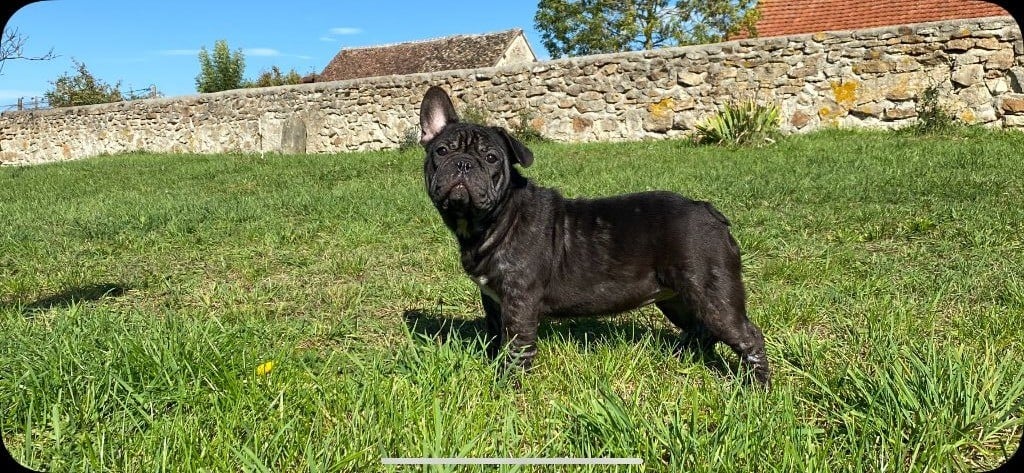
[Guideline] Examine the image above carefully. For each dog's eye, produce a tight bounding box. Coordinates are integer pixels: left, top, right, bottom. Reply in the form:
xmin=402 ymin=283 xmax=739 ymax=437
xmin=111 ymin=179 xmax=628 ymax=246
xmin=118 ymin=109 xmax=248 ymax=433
xmin=436 ymin=146 xmax=449 ymax=156
xmin=485 ymin=153 xmax=499 ymax=164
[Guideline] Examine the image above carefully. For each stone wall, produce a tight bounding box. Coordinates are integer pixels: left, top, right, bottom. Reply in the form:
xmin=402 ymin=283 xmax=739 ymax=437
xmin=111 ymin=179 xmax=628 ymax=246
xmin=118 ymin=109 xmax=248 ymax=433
xmin=2 ymin=16 xmax=1022 ymax=165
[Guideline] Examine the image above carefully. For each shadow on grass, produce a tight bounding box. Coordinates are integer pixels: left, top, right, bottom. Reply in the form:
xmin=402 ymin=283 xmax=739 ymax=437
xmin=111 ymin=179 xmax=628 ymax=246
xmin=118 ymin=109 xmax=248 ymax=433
xmin=13 ymin=283 xmax=128 ymax=315
xmin=402 ymin=307 xmax=488 ymax=349
xmin=401 ymin=306 xmax=735 ymax=377
xmin=540 ymin=317 xmax=735 ymax=377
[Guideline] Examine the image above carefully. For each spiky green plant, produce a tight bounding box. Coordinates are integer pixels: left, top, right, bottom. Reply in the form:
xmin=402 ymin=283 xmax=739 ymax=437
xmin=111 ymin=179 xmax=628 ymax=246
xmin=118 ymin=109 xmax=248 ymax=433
xmin=695 ymin=100 xmax=781 ymax=146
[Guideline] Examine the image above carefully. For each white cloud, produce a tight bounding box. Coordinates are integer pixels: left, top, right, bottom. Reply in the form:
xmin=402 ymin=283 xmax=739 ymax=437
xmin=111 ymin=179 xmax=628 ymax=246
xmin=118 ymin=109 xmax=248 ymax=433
xmin=159 ymin=49 xmax=201 ymax=56
xmin=243 ymin=48 xmax=282 ymax=57
xmin=329 ymin=27 xmax=361 ymax=35
xmin=319 ymin=36 xmax=335 ymax=42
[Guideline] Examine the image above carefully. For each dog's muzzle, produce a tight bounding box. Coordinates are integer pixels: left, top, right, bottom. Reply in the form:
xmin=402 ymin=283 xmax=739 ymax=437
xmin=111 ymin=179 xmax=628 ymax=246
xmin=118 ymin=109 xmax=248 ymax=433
xmin=435 ymin=157 xmax=479 ymax=207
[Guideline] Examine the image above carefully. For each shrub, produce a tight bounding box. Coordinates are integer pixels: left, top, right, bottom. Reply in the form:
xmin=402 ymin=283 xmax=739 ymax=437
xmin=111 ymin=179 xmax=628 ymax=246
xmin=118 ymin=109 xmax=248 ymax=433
xmin=459 ymin=104 xmax=492 ymax=126
xmin=247 ymin=66 xmax=303 ymax=88
xmin=510 ymin=110 xmax=549 ymax=143
xmin=44 ymin=60 xmax=123 ymax=107
xmin=913 ymin=85 xmax=958 ymax=134
xmin=695 ymin=100 xmax=780 ymax=146
xmin=398 ymin=128 xmax=420 ymax=151
xmin=456 ymin=105 xmax=548 ymax=144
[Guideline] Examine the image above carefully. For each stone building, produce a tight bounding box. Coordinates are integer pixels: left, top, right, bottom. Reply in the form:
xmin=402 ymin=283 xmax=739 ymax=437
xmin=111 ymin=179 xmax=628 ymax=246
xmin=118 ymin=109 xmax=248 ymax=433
xmin=749 ymin=0 xmax=1010 ymax=37
xmin=316 ymin=29 xmax=537 ymax=82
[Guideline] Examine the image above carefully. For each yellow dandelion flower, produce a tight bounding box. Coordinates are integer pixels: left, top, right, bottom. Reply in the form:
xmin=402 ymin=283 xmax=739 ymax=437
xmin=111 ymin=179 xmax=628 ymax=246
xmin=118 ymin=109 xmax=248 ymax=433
xmin=255 ymin=360 xmax=275 ymax=376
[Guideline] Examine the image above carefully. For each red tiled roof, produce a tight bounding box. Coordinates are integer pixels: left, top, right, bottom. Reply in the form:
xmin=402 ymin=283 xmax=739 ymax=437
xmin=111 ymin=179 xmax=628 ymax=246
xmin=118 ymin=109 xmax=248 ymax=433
xmin=749 ymin=0 xmax=1009 ymax=37
xmin=319 ymin=29 xmax=527 ymax=82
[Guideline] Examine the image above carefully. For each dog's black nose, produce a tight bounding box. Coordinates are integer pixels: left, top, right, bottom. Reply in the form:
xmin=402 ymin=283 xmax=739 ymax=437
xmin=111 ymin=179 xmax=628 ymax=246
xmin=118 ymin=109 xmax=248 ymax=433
xmin=455 ymin=158 xmax=473 ymax=173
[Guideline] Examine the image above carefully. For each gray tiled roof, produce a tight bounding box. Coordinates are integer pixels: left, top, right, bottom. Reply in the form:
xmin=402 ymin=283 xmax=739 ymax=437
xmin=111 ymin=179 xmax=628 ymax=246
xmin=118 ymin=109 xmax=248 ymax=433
xmin=319 ymin=29 xmax=526 ymax=81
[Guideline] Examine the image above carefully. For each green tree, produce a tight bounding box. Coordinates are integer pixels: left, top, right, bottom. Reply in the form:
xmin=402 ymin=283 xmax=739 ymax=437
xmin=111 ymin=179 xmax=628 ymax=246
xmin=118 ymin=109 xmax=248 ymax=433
xmin=534 ymin=0 xmax=758 ymax=58
xmin=44 ymin=59 xmax=123 ymax=107
xmin=246 ymin=66 xmax=303 ymax=88
xmin=195 ymin=39 xmax=245 ymax=93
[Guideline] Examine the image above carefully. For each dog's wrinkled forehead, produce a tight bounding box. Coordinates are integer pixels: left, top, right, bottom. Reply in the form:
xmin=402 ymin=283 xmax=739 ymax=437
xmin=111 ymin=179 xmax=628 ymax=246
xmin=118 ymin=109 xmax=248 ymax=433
xmin=420 ymin=86 xmax=534 ymax=167
xmin=430 ymin=124 xmax=501 ymax=154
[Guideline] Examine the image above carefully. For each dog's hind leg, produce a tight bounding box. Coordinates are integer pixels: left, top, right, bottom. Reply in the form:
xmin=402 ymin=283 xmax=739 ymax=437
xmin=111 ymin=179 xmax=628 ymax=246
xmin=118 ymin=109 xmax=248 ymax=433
xmin=656 ymin=296 xmax=717 ymax=358
xmin=659 ymin=267 xmax=770 ymax=386
xmin=695 ymin=268 xmax=771 ymax=387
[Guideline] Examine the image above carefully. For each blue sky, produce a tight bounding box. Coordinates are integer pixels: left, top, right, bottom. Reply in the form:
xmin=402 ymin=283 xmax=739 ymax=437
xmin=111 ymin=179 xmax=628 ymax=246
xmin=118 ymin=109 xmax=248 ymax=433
xmin=1 ymin=1 xmax=549 ymax=105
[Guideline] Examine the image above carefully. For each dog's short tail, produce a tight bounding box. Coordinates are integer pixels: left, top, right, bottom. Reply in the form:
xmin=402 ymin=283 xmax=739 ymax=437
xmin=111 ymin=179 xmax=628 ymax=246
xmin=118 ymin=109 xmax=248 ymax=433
xmin=701 ymin=201 xmax=731 ymax=226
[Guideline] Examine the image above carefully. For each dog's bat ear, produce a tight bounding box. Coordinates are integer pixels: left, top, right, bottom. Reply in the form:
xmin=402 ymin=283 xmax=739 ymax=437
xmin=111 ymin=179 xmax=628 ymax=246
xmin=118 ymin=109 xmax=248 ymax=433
xmin=494 ymin=127 xmax=534 ymax=168
xmin=420 ymin=86 xmax=459 ymax=144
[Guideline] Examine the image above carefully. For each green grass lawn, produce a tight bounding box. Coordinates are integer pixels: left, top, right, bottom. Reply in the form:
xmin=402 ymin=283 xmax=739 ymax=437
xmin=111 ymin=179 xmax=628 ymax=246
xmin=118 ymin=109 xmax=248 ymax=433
xmin=1 ymin=129 xmax=1022 ymax=472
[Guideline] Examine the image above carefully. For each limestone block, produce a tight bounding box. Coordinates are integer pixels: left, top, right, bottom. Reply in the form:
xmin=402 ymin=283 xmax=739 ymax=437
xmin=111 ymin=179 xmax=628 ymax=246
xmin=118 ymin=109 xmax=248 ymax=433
xmin=1004 ymin=114 xmax=1024 ymax=126
xmin=957 ymin=83 xmax=993 ymax=107
xmin=280 ymin=117 xmax=307 ymax=154
xmin=986 ymin=49 xmax=1015 ymax=70
xmin=999 ymin=93 xmax=1024 ymax=113
xmin=851 ymin=102 xmax=884 ymax=118
xmin=884 ymin=106 xmax=917 ymax=120
xmin=829 ymin=80 xmax=860 ymax=106
xmin=818 ymin=98 xmax=848 ymax=120
xmin=972 ymin=106 xmax=998 ymax=123
xmin=789 ymin=110 xmax=813 ymax=129
xmin=986 ymin=77 xmax=1010 ymax=95
xmin=788 ymin=65 xmax=821 ymax=79
xmin=976 ymin=37 xmax=1002 ymax=50
xmin=644 ymin=97 xmax=675 ymax=132
xmin=678 ymin=71 xmax=705 ymax=86
xmin=572 ymin=116 xmax=593 ymax=133
xmin=853 ymin=60 xmax=891 ymax=74
xmin=892 ymin=56 xmax=922 ymax=72
xmin=952 ymin=64 xmax=985 ymax=87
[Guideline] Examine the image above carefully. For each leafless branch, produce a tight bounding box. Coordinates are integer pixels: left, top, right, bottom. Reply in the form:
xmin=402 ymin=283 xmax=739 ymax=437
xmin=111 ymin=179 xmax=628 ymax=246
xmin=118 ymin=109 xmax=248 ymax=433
xmin=0 ymin=27 xmax=57 ymax=75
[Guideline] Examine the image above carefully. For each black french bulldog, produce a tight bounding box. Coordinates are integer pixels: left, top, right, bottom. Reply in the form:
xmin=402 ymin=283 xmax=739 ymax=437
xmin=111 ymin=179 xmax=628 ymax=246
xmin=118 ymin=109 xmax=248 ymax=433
xmin=419 ymin=86 xmax=771 ymax=386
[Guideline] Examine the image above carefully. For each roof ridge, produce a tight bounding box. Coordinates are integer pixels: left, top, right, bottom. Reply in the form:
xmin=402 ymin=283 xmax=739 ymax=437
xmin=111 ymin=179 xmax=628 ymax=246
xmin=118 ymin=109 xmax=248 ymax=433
xmin=338 ymin=28 xmax=522 ymax=52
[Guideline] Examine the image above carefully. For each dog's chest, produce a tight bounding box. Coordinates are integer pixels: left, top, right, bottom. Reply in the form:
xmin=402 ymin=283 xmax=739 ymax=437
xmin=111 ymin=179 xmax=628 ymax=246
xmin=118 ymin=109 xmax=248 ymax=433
xmin=462 ymin=246 xmax=511 ymax=305
xmin=472 ymin=274 xmax=502 ymax=304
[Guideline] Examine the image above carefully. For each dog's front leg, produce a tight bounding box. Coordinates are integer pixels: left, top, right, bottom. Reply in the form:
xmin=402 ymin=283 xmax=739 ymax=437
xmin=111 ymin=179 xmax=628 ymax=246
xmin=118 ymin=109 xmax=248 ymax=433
xmin=480 ymin=291 xmax=502 ymax=360
xmin=500 ymin=297 xmax=541 ymax=372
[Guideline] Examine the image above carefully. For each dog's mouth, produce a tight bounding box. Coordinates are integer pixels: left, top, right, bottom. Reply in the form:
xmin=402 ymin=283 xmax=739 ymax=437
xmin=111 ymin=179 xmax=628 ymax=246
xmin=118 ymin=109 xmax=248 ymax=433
xmin=433 ymin=168 xmax=503 ymax=212
xmin=448 ymin=182 xmax=469 ymax=202
xmin=436 ymin=179 xmax=472 ymax=207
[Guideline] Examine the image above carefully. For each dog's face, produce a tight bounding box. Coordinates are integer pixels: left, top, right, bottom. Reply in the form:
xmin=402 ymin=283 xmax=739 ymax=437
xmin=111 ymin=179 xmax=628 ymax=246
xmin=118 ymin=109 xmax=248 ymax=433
xmin=419 ymin=87 xmax=533 ymax=219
